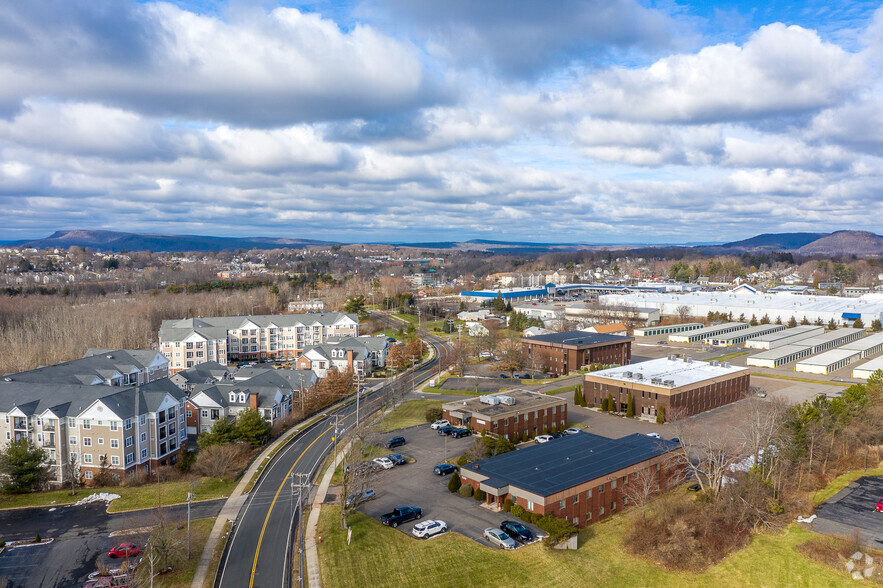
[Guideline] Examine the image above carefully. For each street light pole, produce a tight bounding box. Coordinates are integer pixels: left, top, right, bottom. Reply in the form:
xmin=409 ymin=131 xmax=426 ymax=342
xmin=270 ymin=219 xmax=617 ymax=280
xmin=187 ymin=480 xmax=193 ymax=560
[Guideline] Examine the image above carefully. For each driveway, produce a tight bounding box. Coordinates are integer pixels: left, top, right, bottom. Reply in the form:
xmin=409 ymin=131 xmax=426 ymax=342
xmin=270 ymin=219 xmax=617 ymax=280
xmin=349 ymin=423 xmax=541 ymax=549
xmin=813 ymin=476 xmax=883 ymax=548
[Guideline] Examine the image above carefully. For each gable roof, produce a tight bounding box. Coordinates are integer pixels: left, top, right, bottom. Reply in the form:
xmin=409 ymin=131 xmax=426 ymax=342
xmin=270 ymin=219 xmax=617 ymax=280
xmin=3 ymin=349 xmax=167 ymax=386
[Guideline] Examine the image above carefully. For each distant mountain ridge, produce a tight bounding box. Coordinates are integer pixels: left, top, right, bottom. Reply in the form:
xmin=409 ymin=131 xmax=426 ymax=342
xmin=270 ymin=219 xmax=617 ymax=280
xmin=721 ymin=230 xmax=883 ymax=255
xmin=10 ymin=230 xmax=332 ymax=253
xmin=721 ymin=233 xmax=828 ymax=250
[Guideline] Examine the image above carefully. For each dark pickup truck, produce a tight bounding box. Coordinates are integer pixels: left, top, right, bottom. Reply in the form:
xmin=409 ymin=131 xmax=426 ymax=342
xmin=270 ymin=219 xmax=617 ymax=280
xmin=380 ymin=506 xmax=422 ymax=528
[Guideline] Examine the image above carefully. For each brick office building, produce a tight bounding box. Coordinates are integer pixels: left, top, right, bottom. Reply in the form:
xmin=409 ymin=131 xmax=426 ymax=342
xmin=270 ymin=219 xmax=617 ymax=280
xmin=442 ymin=390 xmax=567 ymax=439
xmin=583 ymin=356 xmax=750 ymax=419
xmin=522 ymin=331 xmax=633 ymax=375
xmin=460 ymin=433 xmax=681 ymax=527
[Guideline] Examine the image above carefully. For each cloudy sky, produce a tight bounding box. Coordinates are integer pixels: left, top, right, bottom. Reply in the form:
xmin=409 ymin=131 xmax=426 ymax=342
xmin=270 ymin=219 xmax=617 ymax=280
xmin=1 ymin=0 xmax=882 ymax=244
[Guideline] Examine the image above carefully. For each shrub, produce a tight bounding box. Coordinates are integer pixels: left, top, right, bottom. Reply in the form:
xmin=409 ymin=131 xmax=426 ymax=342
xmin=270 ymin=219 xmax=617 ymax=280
xmin=34 ymin=533 xmax=41 ymax=543
xmin=601 ymin=397 xmax=609 ymax=412
xmin=502 ymin=498 xmax=513 ymax=512
xmin=510 ymin=504 xmax=525 ymax=519
xmin=535 ymin=514 xmax=578 ymax=545
xmin=656 ymin=406 xmax=665 ymax=424
xmin=0 ymin=541 xmax=5 ymax=548
xmin=474 ymin=488 xmax=486 ymax=501
xmin=458 ymin=484 xmax=474 ymax=498
xmin=455 ymin=454 xmax=469 ymax=466
xmin=425 ymin=406 xmax=443 ymax=423
xmin=626 ymin=393 xmax=634 ymax=418
xmin=512 ymin=431 xmax=521 ymax=444
xmin=448 ymin=471 xmax=462 ymax=493
xmin=530 ymin=513 xmax=542 ymax=525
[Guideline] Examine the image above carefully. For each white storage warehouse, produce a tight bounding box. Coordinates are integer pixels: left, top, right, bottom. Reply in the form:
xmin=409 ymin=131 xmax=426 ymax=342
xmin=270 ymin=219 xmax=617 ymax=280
xmin=795 ymin=349 xmax=863 ymax=375
xmin=747 ymin=344 xmax=815 ymax=368
xmin=744 ymin=325 xmax=825 ymax=350
xmin=840 ymin=332 xmax=883 ymax=358
xmin=634 ymin=323 xmax=703 ymax=337
xmin=599 ymin=289 xmax=883 ymax=326
xmin=853 ymin=356 xmax=883 ymax=379
xmin=669 ymin=322 xmax=748 ymax=343
xmin=708 ymin=324 xmax=786 ymax=347
xmin=797 ymin=328 xmax=866 ymax=354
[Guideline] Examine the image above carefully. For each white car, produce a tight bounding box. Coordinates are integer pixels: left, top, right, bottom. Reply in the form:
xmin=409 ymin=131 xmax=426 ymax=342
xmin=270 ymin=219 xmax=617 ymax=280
xmin=534 ymin=435 xmax=553 ymax=444
xmin=479 ymin=351 xmax=494 ymax=358
xmin=483 ymin=527 xmax=516 ymax=549
xmin=646 ymin=432 xmax=661 ymax=439
xmin=412 ymin=519 xmax=448 ymax=539
xmin=430 ymin=419 xmax=450 ymax=430
xmin=372 ymin=457 xmax=394 ymax=469
xmin=564 ymin=427 xmax=581 ymax=435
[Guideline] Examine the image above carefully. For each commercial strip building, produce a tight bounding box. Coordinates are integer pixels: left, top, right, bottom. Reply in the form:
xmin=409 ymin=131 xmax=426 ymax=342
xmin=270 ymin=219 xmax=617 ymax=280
xmin=598 ymin=289 xmax=883 ymax=327
xmin=583 ymin=356 xmax=750 ymax=419
xmin=634 ymin=323 xmax=703 ymax=337
xmin=706 ymin=324 xmax=786 ymax=347
xmin=747 ymin=345 xmax=816 ymax=368
xmin=459 ymin=433 xmax=681 ymax=527
xmin=854 ymin=356 xmax=883 ymax=379
xmin=795 ymin=349 xmax=863 ymax=375
xmin=158 ymin=312 xmax=359 ymax=373
xmin=744 ymin=325 xmax=825 ymax=350
xmin=668 ymin=322 xmax=748 ymax=343
xmin=459 ymin=286 xmax=551 ymax=304
xmin=0 ymin=350 xmax=186 ymax=486
xmin=522 ymin=331 xmax=633 ymax=375
xmin=441 ymin=390 xmax=567 ymax=439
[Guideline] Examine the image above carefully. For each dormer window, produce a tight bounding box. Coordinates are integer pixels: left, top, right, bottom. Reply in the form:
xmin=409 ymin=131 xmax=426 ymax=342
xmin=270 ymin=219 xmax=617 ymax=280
xmin=229 ymin=392 xmax=236 ymax=403
xmin=239 ymin=393 xmax=246 ymax=403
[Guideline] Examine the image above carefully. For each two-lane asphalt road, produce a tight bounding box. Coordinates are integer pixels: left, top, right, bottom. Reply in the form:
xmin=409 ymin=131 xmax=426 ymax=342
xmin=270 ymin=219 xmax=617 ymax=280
xmin=218 ymin=332 xmax=451 ymax=588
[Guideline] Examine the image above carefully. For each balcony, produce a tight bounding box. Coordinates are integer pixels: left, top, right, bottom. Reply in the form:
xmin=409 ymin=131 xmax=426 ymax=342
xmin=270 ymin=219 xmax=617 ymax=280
xmin=12 ymin=419 xmax=28 ymax=431
xmin=42 ymin=422 xmax=56 ymax=431
xmin=42 ymin=438 xmax=55 ymax=448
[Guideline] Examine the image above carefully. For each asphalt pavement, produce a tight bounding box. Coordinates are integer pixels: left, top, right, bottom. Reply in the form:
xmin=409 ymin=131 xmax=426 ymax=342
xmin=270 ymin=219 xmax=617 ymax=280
xmin=217 ymin=333 xmax=452 ymax=588
xmin=813 ymin=476 xmax=883 ymax=548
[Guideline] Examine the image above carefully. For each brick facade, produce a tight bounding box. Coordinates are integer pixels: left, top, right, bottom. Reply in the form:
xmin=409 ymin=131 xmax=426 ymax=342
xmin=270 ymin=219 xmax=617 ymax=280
xmin=442 ymin=391 xmax=567 ymax=439
xmin=522 ymin=332 xmax=633 ymax=375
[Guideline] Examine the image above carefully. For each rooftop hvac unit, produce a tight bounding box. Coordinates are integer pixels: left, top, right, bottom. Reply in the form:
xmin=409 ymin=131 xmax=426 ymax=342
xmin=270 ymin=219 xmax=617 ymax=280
xmin=667 ymin=354 xmax=677 ymax=361
xmin=723 ymin=362 xmax=731 ymax=368
xmin=651 ymin=377 xmax=662 ymax=384
xmin=623 ymin=371 xmax=633 ymax=378
xmin=634 ymin=373 xmax=643 ymax=380
xmin=498 ymin=395 xmax=516 ymax=406
xmin=710 ymin=360 xmax=720 ymax=367
xmin=685 ymin=357 xmax=693 ymax=363
xmin=664 ymin=379 xmax=675 ymax=386
xmin=479 ymin=395 xmax=500 ymax=406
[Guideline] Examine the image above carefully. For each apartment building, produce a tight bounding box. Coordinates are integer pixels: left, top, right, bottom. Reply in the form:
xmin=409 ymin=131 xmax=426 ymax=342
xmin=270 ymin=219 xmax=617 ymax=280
xmin=185 ymin=368 xmax=316 ymax=435
xmin=159 ymin=312 xmax=359 ymax=373
xmin=170 ymin=361 xmax=233 ymax=391
xmin=9 ymin=349 xmax=169 ymax=387
xmin=294 ymin=335 xmax=390 ymax=377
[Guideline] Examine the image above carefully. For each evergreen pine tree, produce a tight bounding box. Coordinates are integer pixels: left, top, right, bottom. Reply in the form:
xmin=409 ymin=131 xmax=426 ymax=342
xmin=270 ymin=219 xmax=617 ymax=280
xmin=626 ymin=393 xmax=634 ymax=418
xmin=656 ymin=406 xmax=665 ymax=424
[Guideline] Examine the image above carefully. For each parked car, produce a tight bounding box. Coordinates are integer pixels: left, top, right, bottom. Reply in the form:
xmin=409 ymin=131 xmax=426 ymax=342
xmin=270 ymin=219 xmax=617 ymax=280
xmin=550 ymin=432 xmax=565 ymax=439
xmin=345 ymin=488 xmax=376 ymax=507
xmin=386 ymin=436 xmax=406 ymax=449
xmin=451 ymin=428 xmax=471 ymax=438
xmin=412 ymin=519 xmax=448 ymax=539
xmin=108 ymin=543 xmax=141 ymax=558
xmin=500 ymin=520 xmax=533 ymax=543
xmin=876 ymin=497 xmax=883 ymax=512
xmin=499 ymin=373 xmax=507 ymax=378
xmin=434 ymin=463 xmax=458 ymax=476
xmin=646 ymin=432 xmax=661 ymax=439
xmin=520 ymin=374 xmax=532 ymax=379
xmin=483 ymin=528 xmax=516 ymax=549
xmin=534 ymin=434 xmax=553 ymax=444
xmin=479 ymin=351 xmax=494 ymax=358
xmin=373 ymin=457 xmax=394 ymax=470
xmin=564 ymin=427 xmax=581 ymax=435
xmin=437 ymin=425 xmax=455 ymax=436
xmin=381 ymin=506 xmax=422 ymax=527
xmin=430 ymin=419 xmax=450 ymax=430
xmin=386 ymin=453 xmax=406 ymax=465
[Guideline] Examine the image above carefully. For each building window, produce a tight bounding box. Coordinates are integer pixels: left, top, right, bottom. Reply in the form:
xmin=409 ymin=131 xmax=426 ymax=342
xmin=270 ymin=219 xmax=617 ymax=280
xmin=141 ymin=449 xmax=148 ymax=459
xmin=573 ymin=495 xmax=579 ymax=503
xmin=110 ymin=439 xmax=119 ymax=449
xmin=110 ymin=421 xmax=118 ymax=431
xmin=611 ymin=501 xmax=616 ymax=511
xmin=186 ymin=410 xmax=192 ymax=418
xmin=69 ymin=436 xmax=77 ymax=446
xmin=587 ymin=511 xmax=592 ymax=521
xmin=527 ymin=500 xmax=534 ymax=511
xmin=124 ymin=419 xmax=132 ymax=430
xmin=559 ymin=499 xmax=565 ymax=509
xmin=98 ymin=438 xmax=104 ymax=445
xmin=111 ymin=456 xmax=120 ymax=466
xmin=573 ymin=516 xmax=579 ymax=526
xmin=84 ymin=471 xmax=93 ymax=480
xmin=83 ymin=454 xmax=93 ymax=464
xmin=68 ymin=418 xmax=76 ymax=427
xmin=586 ymin=489 xmax=592 ymax=499
xmin=83 ymin=438 xmax=92 ymax=447
xmin=201 ymin=410 xmax=209 ymax=418
xmin=599 ymin=484 xmax=604 ymax=493
xmin=611 ymin=479 xmax=616 ymax=489
xmin=599 ymin=506 xmax=605 ymax=515
xmin=126 ymin=453 xmax=134 ymax=465
xmin=125 ymin=436 xmax=133 ymax=448
xmin=140 ymin=415 xmax=146 ymax=426
xmin=82 ymin=420 xmax=91 ymax=430
xmin=140 ymin=432 xmax=147 ymax=443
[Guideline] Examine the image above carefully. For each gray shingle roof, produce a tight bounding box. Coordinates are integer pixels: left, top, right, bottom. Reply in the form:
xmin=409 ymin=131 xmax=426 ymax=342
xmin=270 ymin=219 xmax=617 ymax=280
xmin=158 ymin=312 xmax=357 ymax=342
xmin=4 ymin=349 xmax=166 ymax=386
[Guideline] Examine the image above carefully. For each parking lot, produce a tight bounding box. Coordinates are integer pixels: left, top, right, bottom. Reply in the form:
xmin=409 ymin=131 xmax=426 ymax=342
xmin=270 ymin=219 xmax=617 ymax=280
xmin=348 ymin=423 xmax=542 ymax=549
xmin=813 ymin=476 xmax=883 ymax=548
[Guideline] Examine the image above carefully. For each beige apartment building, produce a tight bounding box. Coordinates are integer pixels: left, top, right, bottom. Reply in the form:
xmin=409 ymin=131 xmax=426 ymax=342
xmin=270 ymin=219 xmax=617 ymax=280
xmin=0 ymin=350 xmax=186 ymax=486
xmin=159 ymin=312 xmax=359 ymax=373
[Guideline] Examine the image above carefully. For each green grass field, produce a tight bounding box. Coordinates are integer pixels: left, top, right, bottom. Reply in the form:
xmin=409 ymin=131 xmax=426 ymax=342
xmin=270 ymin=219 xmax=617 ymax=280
xmin=701 ymin=351 xmax=750 ymax=363
xmin=0 ymin=477 xmax=237 ymax=512
xmin=150 ymin=517 xmax=215 ymax=588
xmin=317 ymin=506 xmax=852 ymax=588
xmin=749 ymin=373 xmax=848 ymax=387
xmin=375 ymin=399 xmax=442 ymax=432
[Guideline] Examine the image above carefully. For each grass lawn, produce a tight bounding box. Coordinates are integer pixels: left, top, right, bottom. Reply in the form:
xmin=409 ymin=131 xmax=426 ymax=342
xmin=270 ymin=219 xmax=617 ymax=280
xmin=812 ymin=463 xmax=883 ymax=505
xmin=392 ymin=313 xmax=417 ymax=324
xmin=375 ymin=399 xmax=442 ymax=432
xmin=317 ymin=506 xmax=852 ymax=588
xmin=543 ymin=384 xmax=580 ymax=395
xmin=701 ymin=351 xmax=750 ymax=363
xmin=151 ymin=517 xmax=215 ymax=588
xmin=203 ymin=520 xmax=233 ymax=588
xmin=421 ymin=386 xmax=484 ymax=396
xmin=0 ymin=477 xmax=237 ymax=512
xmin=749 ymin=373 xmax=848 ymax=387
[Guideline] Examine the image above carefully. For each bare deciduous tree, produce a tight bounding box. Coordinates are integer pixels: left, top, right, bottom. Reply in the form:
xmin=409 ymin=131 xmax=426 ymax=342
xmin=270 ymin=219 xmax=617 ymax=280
xmin=194 ymin=443 xmax=250 ymax=480
xmin=676 ymin=305 xmax=691 ymax=323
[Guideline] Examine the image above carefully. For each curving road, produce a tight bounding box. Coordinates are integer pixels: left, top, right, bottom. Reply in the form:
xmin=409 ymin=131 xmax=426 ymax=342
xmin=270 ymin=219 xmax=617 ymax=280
xmin=218 ymin=328 xmax=451 ymax=588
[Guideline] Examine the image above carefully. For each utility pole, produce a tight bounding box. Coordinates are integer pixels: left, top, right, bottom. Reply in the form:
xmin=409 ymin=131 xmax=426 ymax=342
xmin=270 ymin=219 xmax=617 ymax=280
xmin=410 ymin=355 xmax=417 ymax=396
xmin=354 ymin=370 xmax=364 ymax=426
xmin=294 ymin=472 xmax=309 ymax=588
xmin=187 ymin=480 xmax=194 ymax=560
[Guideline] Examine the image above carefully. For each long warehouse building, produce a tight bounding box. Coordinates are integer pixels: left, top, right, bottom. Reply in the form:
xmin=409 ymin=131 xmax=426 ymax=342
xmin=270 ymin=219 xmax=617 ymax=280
xmin=599 ymin=289 xmax=883 ymax=326
xmin=854 ymin=356 xmax=883 ymax=379
xmin=840 ymin=332 xmax=883 ymax=358
xmin=745 ymin=325 xmax=826 ymax=350
xmin=797 ymin=328 xmax=866 ymax=354
xmin=707 ymin=324 xmax=786 ymax=347
xmin=796 ymin=349 xmax=863 ymax=375
xmin=747 ymin=344 xmax=816 ymax=368
xmin=634 ymin=323 xmax=703 ymax=337
xmin=669 ymin=322 xmax=748 ymax=343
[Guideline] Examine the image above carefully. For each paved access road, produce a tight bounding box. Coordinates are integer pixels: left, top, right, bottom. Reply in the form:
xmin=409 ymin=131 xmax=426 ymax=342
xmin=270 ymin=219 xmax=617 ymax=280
xmin=218 ymin=332 xmax=451 ymax=588
xmin=814 ymin=476 xmax=883 ymax=548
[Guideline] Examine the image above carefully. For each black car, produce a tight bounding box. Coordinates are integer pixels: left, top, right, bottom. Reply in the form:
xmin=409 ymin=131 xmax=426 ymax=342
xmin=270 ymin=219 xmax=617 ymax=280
xmin=450 ymin=428 xmax=471 ymax=438
xmin=500 ymin=520 xmax=533 ymax=543
xmin=520 ymin=374 xmax=532 ymax=379
xmin=386 ymin=453 xmax=406 ymax=465
xmin=437 ymin=425 xmax=455 ymax=436
xmin=386 ymin=436 xmax=406 ymax=449
xmin=434 ymin=463 xmax=458 ymax=476
xmin=550 ymin=432 xmax=565 ymax=439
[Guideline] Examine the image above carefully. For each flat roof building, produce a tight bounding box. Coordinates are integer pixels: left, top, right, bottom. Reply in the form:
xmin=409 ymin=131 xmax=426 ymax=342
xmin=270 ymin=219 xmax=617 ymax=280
xmin=795 ymin=349 xmax=863 ymax=375
xmin=459 ymin=432 xmax=681 ymax=527
xmin=840 ymin=332 xmax=883 ymax=358
xmin=744 ymin=325 xmax=825 ymax=350
xmin=459 ymin=286 xmax=551 ymax=303
xmin=634 ymin=323 xmax=703 ymax=337
xmin=707 ymin=324 xmax=786 ymax=347
xmin=794 ymin=328 xmax=866 ymax=354
xmin=746 ymin=344 xmax=815 ymax=368
xmin=853 ymin=356 xmax=883 ymax=379
xmin=669 ymin=322 xmax=748 ymax=343
xmin=522 ymin=331 xmax=633 ymax=375
xmin=442 ymin=390 xmax=567 ymax=438
xmin=584 ymin=356 xmax=750 ymax=419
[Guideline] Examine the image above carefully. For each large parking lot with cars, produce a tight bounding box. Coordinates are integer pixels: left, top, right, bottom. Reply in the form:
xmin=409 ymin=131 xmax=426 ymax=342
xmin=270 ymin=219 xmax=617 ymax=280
xmin=350 ymin=423 xmax=541 ymax=549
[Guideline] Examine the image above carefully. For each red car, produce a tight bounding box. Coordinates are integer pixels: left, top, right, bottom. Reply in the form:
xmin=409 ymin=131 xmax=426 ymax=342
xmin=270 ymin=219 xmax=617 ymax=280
xmin=876 ymin=498 xmax=883 ymax=512
xmin=108 ymin=543 xmax=141 ymax=558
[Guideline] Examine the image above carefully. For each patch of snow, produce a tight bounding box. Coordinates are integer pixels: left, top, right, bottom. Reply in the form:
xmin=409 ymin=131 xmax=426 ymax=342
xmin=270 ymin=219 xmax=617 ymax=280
xmin=74 ymin=493 xmax=121 ymax=506
xmin=796 ymin=514 xmax=816 ymax=523
xmin=48 ymin=507 xmax=56 ymax=512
